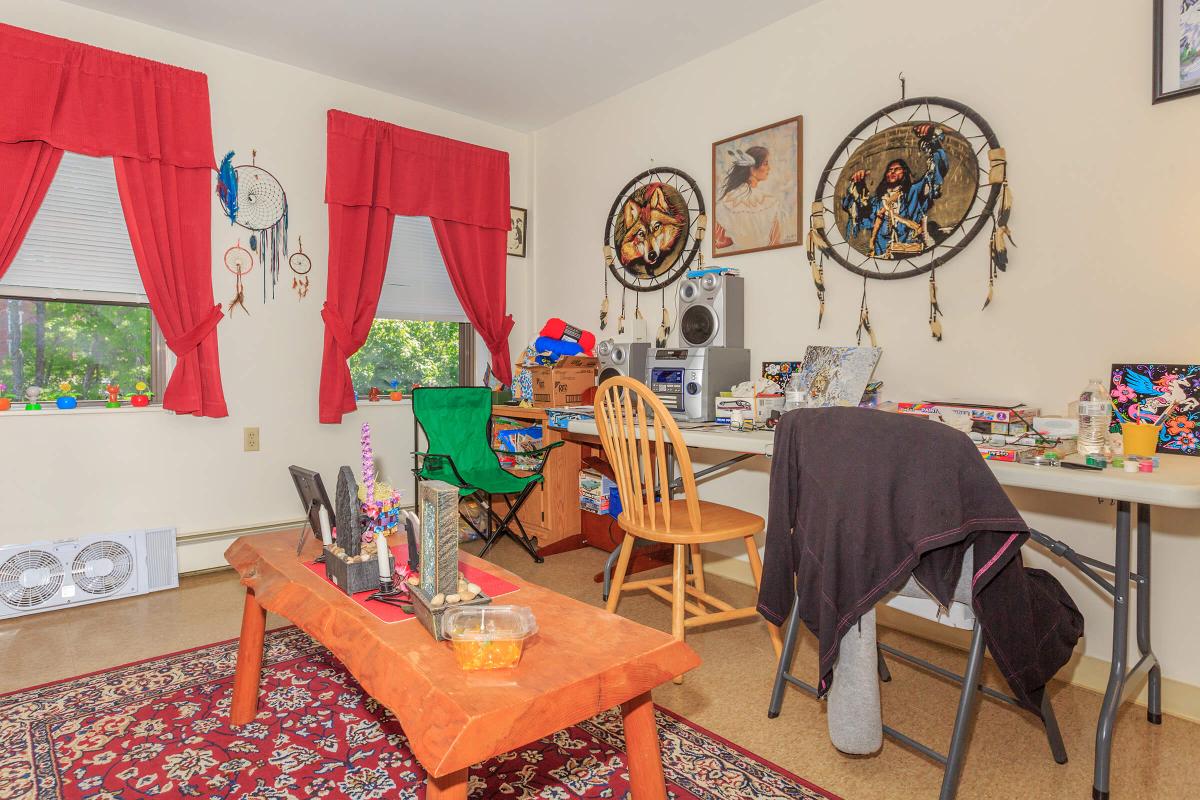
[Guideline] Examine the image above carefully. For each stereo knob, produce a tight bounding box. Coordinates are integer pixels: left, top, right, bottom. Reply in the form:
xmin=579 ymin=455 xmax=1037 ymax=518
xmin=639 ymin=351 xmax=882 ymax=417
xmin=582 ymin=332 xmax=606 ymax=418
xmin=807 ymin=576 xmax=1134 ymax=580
xmin=686 ymin=382 xmax=700 ymax=396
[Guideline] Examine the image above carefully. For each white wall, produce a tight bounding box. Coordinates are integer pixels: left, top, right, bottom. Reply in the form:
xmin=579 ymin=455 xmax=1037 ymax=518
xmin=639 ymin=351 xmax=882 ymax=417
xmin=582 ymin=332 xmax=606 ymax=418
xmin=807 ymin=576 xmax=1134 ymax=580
xmin=0 ymin=0 xmax=533 ymax=571
xmin=531 ymin=0 xmax=1200 ymax=693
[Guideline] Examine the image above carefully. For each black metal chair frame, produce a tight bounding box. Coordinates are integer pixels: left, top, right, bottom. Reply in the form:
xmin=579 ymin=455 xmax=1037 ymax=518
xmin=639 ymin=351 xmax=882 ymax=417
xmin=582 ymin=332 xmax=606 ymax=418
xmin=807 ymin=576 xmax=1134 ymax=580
xmin=412 ymin=414 xmax=560 ymax=564
xmin=768 ymin=585 xmax=1068 ymax=800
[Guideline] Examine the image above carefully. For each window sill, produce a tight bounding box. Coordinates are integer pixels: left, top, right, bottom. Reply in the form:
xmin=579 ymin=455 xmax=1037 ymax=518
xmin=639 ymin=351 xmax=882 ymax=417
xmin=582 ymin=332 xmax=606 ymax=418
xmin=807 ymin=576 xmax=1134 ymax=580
xmin=0 ymin=404 xmax=167 ymax=418
xmin=356 ymin=398 xmax=413 ymax=408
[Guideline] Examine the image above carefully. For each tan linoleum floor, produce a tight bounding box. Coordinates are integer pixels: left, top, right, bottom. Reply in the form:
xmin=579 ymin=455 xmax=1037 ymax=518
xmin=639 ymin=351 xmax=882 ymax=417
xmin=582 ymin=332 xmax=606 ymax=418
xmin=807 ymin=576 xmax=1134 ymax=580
xmin=2 ymin=539 xmax=1196 ymax=799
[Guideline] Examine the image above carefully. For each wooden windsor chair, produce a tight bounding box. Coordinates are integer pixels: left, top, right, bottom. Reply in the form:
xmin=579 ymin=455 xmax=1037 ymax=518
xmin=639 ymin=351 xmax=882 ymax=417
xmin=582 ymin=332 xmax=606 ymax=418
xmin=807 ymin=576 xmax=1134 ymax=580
xmin=594 ymin=376 xmax=781 ymax=681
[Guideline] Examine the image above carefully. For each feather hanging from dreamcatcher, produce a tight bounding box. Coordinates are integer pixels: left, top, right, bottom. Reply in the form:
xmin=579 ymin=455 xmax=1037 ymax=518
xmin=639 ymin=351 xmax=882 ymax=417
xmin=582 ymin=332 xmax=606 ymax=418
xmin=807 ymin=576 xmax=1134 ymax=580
xmin=617 ymin=291 xmax=626 ymax=335
xmin=216 ymin=152 xmax=238 ymax=224
xmin=656 ymin=288 xmax=671 ymax=348
xmin=928 ymin=267 xmax=943 ymax=341
xmin=855 ymin=276 xmax=877 ymax=347
xmin=806 ymin=202 xmax=828 ymax=327
xmin=983 ymin=147 xmax=1014 ymax=310
xmin=600 ymin=245 xmax=613 ymax=330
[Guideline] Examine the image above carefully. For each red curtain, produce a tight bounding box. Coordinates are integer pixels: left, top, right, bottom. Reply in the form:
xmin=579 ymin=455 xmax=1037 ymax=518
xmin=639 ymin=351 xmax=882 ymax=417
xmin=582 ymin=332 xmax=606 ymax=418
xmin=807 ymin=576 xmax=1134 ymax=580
xmin=114 ymin=158 xmax=227 ymax=417
xmin=0 ymin=141 xmax=62 ymax=278
xmin=319 ymin=204 xmax=395 ymax=423
xmin=0 ymin=24 xmax=225 ymax=416
xmin=321 ymin=110 xmax=513 ymax=423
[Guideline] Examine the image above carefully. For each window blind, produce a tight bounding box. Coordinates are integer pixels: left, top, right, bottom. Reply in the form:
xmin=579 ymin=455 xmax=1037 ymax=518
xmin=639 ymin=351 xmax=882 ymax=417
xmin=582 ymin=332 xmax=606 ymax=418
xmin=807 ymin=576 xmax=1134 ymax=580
xmin=1 ymin=152 xmax=147 ymax=302
xmin=375 ymin=216 xmax=468 ymax=323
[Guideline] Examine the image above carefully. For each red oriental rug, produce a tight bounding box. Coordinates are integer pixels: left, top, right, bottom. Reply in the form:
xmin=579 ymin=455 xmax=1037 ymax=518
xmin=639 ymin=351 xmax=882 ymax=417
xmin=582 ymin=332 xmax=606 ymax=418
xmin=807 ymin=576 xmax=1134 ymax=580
xmin=0 ymin=627 xmax=838 ymax=800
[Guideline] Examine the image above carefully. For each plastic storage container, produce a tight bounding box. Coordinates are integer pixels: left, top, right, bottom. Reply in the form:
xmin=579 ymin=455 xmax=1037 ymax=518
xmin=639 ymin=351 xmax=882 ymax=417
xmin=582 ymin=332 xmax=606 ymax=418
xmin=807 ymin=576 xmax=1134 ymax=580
xmin=444 ymin=605 xmax=538 ymax=670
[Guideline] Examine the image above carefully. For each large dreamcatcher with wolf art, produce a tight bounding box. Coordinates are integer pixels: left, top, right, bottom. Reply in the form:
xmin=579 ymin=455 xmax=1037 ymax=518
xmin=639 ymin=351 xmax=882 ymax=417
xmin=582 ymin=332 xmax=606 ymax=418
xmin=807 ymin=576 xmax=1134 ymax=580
xmin=601 ymin=166 xmax=706 ymax=346
xmin=216 ymin=149 xmax=290 ymax=303
xmin=806 ymin=93 xmax=1013 ymax=344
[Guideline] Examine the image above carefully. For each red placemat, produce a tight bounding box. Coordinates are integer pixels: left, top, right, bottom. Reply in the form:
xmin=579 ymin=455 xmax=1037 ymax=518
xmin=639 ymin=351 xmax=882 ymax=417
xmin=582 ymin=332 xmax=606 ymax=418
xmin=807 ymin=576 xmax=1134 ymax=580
xmin=303 ymin=542 xmax=518 ymax=623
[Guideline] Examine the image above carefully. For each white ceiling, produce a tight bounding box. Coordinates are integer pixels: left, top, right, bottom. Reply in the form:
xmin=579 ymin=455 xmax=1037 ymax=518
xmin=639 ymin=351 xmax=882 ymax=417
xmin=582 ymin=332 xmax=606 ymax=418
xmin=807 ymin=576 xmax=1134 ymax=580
xmin=63 ymin=0 xmax=818 ymax=131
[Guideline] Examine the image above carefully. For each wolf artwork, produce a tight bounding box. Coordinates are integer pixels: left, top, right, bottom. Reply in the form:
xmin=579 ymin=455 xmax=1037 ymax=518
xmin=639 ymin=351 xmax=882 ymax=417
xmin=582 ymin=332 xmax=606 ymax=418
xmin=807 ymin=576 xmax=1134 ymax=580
xmin=613 ymin=182 xmax=690 ymax=279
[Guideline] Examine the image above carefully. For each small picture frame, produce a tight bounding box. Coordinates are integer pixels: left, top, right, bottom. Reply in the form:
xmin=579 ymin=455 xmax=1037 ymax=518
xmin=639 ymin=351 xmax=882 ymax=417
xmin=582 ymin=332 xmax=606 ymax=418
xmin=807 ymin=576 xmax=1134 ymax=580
xmin=507 ymin=206 xmax=527 ymax=257
xmin=1154 ymin=0 xmax=1200 ymax=103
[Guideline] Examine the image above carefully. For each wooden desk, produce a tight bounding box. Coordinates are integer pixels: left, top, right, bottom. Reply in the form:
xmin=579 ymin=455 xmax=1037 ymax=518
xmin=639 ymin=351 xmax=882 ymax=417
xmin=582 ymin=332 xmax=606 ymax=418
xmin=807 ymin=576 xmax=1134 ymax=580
xmin=226 ymin=531 xmax=700 ymax=799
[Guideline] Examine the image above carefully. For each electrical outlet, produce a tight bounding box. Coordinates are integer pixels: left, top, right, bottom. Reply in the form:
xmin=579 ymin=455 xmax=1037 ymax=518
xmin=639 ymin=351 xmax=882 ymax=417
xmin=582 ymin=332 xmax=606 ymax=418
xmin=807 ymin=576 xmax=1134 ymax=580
xmin=244 ymin=427 xmax=260 ymax=452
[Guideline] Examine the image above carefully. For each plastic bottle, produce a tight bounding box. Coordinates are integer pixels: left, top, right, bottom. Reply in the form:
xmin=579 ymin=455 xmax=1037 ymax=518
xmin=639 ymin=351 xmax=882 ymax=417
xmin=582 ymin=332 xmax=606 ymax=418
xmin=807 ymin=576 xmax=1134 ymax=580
xmin=783 ymin=373 xmax=806 ymax=412
xmin=1077 ymin=378 xmax=1111 ymax=456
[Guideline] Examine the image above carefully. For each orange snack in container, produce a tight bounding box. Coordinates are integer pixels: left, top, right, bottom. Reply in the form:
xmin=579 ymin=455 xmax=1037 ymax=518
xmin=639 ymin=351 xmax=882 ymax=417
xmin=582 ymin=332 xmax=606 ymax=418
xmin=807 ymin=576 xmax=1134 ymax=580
xmin=444 ymin=605 xmax=537 ymax=671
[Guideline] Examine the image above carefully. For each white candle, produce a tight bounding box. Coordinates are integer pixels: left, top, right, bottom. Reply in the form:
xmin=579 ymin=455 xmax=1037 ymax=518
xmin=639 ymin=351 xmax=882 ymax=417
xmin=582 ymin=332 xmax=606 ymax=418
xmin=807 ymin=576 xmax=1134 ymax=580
xmin=376 ymin=533 xmax=392 ymax=580
xmin=318 ymin=506 xmax=333 ymax=548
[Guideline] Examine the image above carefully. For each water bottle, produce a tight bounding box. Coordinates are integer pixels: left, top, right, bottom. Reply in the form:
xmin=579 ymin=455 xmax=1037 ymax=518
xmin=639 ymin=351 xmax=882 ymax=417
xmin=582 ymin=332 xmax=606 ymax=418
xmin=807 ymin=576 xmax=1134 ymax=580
xmin=783 ymin=373 xmax=806 ymax=412
xmin=1077 ymin=379 xmax=1111 ymax=456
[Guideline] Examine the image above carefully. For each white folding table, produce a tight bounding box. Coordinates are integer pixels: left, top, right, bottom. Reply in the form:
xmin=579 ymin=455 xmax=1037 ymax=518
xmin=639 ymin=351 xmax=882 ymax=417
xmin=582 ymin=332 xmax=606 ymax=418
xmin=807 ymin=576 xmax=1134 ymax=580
xmin=568 ymin=417 xmax=1200 ymax=799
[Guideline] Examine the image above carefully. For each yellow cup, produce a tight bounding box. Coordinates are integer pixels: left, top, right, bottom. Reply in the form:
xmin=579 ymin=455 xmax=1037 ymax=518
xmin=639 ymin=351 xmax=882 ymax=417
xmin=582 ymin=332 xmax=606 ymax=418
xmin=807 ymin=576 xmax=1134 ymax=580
xmin=1121 ymin=423 xmax=1162 ymax=457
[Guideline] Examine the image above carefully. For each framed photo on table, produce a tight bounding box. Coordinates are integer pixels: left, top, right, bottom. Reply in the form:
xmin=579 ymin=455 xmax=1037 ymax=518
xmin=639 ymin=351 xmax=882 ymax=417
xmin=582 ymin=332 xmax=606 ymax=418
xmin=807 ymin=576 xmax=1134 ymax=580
xmin=711 ymin=116 xmax=802 ymax=257
xmin=508 ymin=206 xmax=527 ymax=257
xmin=1155 ymin=0 xmax=1200 ymax=102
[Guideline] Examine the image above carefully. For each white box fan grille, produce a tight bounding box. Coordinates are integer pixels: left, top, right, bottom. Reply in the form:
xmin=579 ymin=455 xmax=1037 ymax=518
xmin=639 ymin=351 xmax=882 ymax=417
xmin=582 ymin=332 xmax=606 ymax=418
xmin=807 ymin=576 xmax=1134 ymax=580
xmin=0 ymin=528 xmax=178 ymax=619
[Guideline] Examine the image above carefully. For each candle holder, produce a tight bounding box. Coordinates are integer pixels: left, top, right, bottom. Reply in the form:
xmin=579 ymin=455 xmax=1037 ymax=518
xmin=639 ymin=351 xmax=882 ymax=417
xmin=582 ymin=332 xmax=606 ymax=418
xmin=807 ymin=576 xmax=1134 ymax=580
xmin=367 ymin=574 xmax=411 ymax=609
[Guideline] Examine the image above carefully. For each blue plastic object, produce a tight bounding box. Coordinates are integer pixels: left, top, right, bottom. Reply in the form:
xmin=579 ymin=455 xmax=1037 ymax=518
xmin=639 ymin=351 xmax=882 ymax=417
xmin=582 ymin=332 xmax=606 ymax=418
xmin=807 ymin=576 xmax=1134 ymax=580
xmin=607 ymin=485 xmax=622 ymax=519
xmin=533 ymin=336 xmax=585 ymax=360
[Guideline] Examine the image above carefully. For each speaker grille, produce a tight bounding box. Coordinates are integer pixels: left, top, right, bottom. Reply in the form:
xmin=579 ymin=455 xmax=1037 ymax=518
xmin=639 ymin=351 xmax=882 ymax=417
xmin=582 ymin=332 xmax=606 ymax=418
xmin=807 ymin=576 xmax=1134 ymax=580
xmin=680 ymin=304 xmax=717 ymax=346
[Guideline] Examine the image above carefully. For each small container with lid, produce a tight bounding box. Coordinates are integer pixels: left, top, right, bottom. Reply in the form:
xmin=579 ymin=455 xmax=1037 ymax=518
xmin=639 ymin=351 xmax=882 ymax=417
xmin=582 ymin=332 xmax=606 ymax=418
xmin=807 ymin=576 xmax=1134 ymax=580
xmin=444 ymin=605 xmax=538 ymax=670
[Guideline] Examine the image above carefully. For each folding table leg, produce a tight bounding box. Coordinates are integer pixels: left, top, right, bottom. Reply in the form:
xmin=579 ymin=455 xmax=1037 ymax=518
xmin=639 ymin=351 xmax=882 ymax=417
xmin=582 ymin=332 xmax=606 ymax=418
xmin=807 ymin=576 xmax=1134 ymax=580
xmin=939 ymin=623 xmax=986 ymax=800
xmin=1093 ymin=500 xmax=1132 ymax=800
xmin=768 ymin=596 xmax=803 ymax=718
xmin=1136 ymin=503 xmax=1162 ymax=725
xmin=230 ymin=590 xmax=266 ymax=725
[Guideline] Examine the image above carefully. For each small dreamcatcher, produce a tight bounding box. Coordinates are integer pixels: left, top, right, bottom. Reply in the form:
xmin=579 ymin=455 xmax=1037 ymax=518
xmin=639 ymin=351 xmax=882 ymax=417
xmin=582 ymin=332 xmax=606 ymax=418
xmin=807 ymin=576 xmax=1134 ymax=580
xmin=288 ymin=235 xmax=312 ymax=300
xmin=806 ymin=86 xmax=1012 ymax=344
xmin=223 ymin=240 xmax=254 ymax=317
xmin=216 ymin=149 xmax=289 ymax=302
xmin=601 ymin=166 xmax=706 ymax=346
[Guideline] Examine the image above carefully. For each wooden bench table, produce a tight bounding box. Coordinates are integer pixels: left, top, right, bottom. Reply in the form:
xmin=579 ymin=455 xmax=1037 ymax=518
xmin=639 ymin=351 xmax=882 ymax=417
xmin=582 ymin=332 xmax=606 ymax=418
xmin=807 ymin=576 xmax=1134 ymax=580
xmin=225 ymin=530 xmax=700 ymax=799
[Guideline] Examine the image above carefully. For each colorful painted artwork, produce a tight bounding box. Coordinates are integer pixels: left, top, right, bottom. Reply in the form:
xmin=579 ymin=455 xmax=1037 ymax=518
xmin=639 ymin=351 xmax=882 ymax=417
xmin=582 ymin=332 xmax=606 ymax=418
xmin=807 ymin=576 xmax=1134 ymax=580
xmin=1156 ymin=0 xmax=1200 ymax=102
xmin=794 ymin=346 xmax=882 ymax=407
xmin=761 ymin=361 xmax=803 ymax=393
xmin=1110 ymin=363 xmax=1200 ymax=455
xmin=712 ymin=117 xmax=802 ymax=257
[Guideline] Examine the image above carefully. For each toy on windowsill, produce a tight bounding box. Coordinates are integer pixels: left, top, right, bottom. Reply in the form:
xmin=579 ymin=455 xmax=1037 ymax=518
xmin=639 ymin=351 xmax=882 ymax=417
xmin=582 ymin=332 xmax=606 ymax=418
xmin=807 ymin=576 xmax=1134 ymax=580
xmin=103 ymin=383 xmax=121 ymax=408
xmin=129 ymin=382 xmax=153 ymax=407
xmin=24 ymin=386 xmax=43 ymax=410
xmin=388 ymin=380 xmax=403 ymax=401
xmin=0 ymin=383 xmax=10 ymax=411
xmin=368 ymin=387 xmax=381 ymax=402
xmin=55 ymin=382 xmax=77 ymax=410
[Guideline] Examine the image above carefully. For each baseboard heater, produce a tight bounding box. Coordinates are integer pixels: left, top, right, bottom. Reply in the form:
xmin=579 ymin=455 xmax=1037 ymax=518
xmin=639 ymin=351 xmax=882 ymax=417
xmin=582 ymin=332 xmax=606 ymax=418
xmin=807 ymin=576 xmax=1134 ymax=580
xmin=0 ymin=528 xmax=178 ymax=619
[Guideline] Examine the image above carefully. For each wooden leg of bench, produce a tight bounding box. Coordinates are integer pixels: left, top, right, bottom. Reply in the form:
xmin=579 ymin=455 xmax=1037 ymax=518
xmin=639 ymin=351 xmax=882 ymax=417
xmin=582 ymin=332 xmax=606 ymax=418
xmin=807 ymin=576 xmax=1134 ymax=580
xmin=622 ymin=691 xmax=668 ymax=800
xmin=230 ymin=589 xmax=266 ymax=725
xmin=426 ymin=767 xmax=468 ymax=800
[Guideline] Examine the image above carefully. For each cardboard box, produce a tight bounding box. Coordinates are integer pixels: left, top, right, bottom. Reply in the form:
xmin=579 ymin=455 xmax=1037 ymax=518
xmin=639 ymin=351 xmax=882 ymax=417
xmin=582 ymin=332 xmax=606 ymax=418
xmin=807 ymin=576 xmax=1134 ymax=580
xmin=579 ymin=468 xmax=615 ymax=501
xmin=528 ymin=356 xmax=598 ymax=407
xmin=580 ymin=495 xmax=610 ymax=515
xmin=898 ymin=402 xmax=1039 ymax=423
xmin=715 ymin=393 xmax=784 ymax=424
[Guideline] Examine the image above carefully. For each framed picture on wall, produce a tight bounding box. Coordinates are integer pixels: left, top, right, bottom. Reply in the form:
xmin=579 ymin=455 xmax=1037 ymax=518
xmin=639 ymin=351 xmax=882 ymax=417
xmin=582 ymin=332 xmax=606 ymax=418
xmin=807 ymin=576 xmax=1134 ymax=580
xmin=711 ymin=116 xmax=802 ymax=257
xmin=507 ymin=206 xmax=527 ymax=257
xmin=1155 ymin=0 xmax=1200 ymax=102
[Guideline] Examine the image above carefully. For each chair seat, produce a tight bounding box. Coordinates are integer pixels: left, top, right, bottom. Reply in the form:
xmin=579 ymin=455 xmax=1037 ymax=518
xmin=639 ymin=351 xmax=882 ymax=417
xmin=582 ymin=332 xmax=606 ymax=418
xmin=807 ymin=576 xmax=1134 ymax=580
xmin=619 ymin=500 xmax=764 ymax=544
xmin=419 ymin=460 xmax=540 ymax=496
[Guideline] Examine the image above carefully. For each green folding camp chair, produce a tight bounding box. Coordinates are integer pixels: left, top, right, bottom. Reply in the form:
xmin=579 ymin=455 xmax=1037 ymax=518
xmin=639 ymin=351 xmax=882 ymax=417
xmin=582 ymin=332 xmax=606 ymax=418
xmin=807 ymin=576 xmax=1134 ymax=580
xmin=411 ymin=387 xmax=561 ymax=563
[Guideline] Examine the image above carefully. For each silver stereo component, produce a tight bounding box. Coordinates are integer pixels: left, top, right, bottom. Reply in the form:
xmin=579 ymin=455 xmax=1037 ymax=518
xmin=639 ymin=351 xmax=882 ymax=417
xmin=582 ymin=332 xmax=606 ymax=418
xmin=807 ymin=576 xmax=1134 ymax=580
xmin=646 ymin=346 xmax=751 ymax=421
xmin=677 ymin=274 xmax=744 ymax=348
xmin=596 ymin=339 xmax=651 ymax=385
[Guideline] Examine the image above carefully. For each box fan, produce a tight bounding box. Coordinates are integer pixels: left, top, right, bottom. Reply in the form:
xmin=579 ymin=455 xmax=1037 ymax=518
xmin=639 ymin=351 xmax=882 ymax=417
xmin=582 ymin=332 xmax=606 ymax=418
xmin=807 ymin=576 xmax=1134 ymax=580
xmin=0 ymin=528 xmax=178 ymax=619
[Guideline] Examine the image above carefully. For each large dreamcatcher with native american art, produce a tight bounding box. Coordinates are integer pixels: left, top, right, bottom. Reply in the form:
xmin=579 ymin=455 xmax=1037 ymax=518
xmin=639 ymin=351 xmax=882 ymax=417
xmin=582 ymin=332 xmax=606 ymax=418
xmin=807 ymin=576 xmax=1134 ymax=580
xmin=601 ymin=166 xmax=706 ymax=346
xmin=806 ymin=92 xmax=1012 ymax=344
xmin=216 ymin=149 xmax=290 ymax=302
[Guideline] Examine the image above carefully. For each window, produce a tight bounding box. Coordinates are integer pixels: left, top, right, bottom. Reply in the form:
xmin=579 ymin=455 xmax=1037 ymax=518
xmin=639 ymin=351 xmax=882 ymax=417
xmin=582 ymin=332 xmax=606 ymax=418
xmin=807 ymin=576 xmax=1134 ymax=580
xmin=349 ymin=216 xmax=474 ymax=394
xmin=0 ymin=152 xmax=165 ymax=406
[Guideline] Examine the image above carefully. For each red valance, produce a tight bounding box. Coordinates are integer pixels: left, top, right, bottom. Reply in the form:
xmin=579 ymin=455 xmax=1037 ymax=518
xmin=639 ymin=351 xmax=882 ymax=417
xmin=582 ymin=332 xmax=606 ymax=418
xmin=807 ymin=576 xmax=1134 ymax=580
xmin=326 ymin=110 xmax=510 ymax=230
xmin=0 ymin=23 xmax=215 ymax=169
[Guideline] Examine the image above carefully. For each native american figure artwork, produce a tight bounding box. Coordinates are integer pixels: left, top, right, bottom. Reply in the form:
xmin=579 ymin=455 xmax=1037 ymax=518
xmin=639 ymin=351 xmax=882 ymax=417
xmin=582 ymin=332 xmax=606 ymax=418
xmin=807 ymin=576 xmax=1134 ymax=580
xmin=601 ymin=167 xmax=706 ymax=344
xmin=807 ymin=95 xmax=1013 ymax=343
xmin=711 ymin=117 xmax=802 ymax=257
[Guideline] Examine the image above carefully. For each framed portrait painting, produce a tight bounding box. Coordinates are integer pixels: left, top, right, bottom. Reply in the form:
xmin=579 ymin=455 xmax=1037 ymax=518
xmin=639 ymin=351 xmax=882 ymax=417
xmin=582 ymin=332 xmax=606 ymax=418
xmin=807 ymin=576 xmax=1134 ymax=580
xmin=1155 ymin=0 xmax=1200 ymax=102
xmin=507 ymin=206 xmax=527 ymax=257
xmin=711 ymin=116 xmax=802 ymax=257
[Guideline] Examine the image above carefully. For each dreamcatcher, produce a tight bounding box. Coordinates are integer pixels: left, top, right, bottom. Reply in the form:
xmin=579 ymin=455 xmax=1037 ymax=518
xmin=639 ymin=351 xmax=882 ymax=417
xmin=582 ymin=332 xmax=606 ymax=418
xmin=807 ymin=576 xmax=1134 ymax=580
xmin=601 ymin=166 xmax=706 ymax=346
xmin=216 ymin=149 xmax=289 ymax=302
xmin=806 ymin=87 xmax=1012 ymax=344
xmin=288 ymin=235 xmax=312 ymax=300
xmin=223 ymin=240 xmax=254 ymax=316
